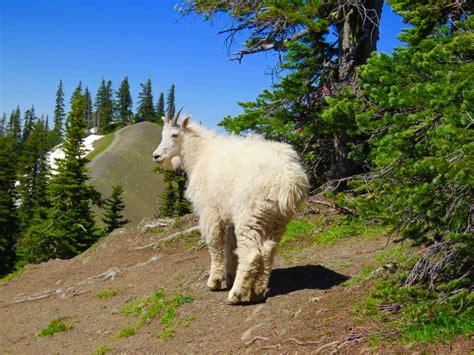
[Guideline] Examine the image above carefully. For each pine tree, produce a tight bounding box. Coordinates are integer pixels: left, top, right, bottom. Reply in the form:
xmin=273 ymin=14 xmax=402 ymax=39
xmin=183 ymin=1 xmax=383 ymax=186
xmin=158 ymin=169 xmax=192 ymax=217
xmin=95 ymin=78 xmax=114 ymax=134
xmin=135 ymin=78 xmax=155 ymax=122
xmin=0 ymin=135 xmax=19 ymax=276
xmin=51 ymin=79 xmax=66 ymax=145
xmin=7 ymin=106 xmax=21 ymax=155
xmin=17 ymin=119 xmax=50 ymax=230
xmin=84 ymin=87 xmax=94 ymax=132
xmin=165 ymin=84 xmax=175 ymax=118
xmin=351 ymin=0 xmax=473 ymax=285
xmin=1 ymin=113 xmax=7 ymax=136
xmin=21 ymin=106 xmax=36 ymax=146
xmin=17 ymin=87 xmax=103 ymax=264
xmin=156 ymin=92 xmax=165 ymax=123
xmin=116 ymin=76 xmax=133 ymax=126
xmin=102 ymin=184 xmax=130 ymax=234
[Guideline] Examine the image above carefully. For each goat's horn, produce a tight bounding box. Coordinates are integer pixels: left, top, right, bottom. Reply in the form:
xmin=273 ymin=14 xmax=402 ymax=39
xmin=163 ymin=109 xmax=171 ymax=124
xmin=171 ymin=106 xmax=184 ymax=126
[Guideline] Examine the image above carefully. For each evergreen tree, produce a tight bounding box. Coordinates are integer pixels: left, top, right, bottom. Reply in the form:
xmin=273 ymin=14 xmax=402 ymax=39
xmin=158 ymin=169 xmax=192 ymax=217
xmin=17 ymin=88 xmax=103 ymax=264
xmin=102 ymin=184 xmax=130 ymax=233
xmin=350 ymin=0 xmax=473 ymax=286
xmin=21 ymin=106 xmax=36 ymax=146
xmin=71 ymin=81 xmax=83 ymax=104
xmin=183 ymin=1 xmax=383 ymax=186
xmin=116 ymin=76 xmax=133 ymax=126
xmin=17 ymin=119 xmax=50 ymax=230
xmin=7 ymin=106 xmax=21 ymax=155
xmin=135 ymin=78 xmax=156 ymax=122
xmin=1 ymin=113 xmax=7 ymax=136
xmin=165 ymin=84 xmax=175 ymax=118
xmin=51 ymin=79 xmax=66 ymax=146
xmin=95 ymin=78 xmax=114 ymax=134
xmin=0 ymin=135 xmax=19 ymax=276
xmin=84 ymin=87 xmax=94 ymax=132
xmin=156 ymin=92 xmax=165 ymax=123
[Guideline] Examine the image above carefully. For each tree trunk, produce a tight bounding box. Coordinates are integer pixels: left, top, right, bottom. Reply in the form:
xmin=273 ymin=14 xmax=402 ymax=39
xmin=330 ymin=0 xmax=383 ymax=183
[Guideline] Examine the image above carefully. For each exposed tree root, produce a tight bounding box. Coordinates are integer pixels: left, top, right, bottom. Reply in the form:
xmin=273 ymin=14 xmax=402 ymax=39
xmin=133 ymin=226 xmax=201 ymax=250
xmin=283 ymin=337 xmax=321 ymax=346
xmin=12 ymin=254 xmax=162 ymax=304
xmin=307 ymin=195 xmax=356 ymax=216
xmin=78 ymin=267 xmax=122 ymax=285
xmin=245 ymin=336 xmax=269 ymax=347
xmin=138 ymin=218 xmax=170 ymax=233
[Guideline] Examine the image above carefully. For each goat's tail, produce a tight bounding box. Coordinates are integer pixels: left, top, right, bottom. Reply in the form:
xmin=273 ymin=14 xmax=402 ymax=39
xmin=275 ymin=156 xmax=309 ymax=216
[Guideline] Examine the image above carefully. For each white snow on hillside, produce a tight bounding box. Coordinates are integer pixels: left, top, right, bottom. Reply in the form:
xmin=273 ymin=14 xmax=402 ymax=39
xmin=48 ymin=134 xmax=104 ymax=172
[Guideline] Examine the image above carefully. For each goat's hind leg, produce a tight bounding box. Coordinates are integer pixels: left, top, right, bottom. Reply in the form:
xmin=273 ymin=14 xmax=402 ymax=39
xmin=201 ymin=209 xmax=226 ymax=291
xmin=252 ymin=221 xmax=285 ymax=299
xmin=227 ymin=228 xmax=264 ymax=304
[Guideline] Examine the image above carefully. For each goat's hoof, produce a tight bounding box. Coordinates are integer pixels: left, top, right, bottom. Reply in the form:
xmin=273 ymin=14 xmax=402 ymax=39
xmin=251 ymin=286 xmax=269 ymax=302
xmin=207 ymin=277 xmax=225 ymax=291
xmin=227 ymin=288 xmax=248 ymax=304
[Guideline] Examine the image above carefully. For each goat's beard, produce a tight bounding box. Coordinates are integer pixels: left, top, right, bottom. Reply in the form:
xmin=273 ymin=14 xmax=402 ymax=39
xmin=171 ymin=156 xmax=182 ymax=171
xmin=158 ymin=156 xmax=182 ymax=172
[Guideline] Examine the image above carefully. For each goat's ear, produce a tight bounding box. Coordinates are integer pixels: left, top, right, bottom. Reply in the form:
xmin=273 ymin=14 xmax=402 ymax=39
xmin=162 ymin=115 xmax=168 ymax=124
xmin=181 ymin=114 xmax=191 ymax=129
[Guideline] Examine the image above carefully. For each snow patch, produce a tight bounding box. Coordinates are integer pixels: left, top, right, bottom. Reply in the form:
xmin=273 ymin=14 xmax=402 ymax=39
xmin=48 ymin=134 xmax=104 ymax=172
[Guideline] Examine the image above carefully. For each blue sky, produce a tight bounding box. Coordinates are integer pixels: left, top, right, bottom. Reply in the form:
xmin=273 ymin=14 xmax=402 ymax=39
xmin=0 ymin=0 xmax=406 ymax=129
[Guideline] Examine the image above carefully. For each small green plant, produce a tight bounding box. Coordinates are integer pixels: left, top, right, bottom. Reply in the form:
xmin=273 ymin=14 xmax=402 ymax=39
xmin=178 ymin=315 xmax=196 ymax=327
xmin=96 ymin=289 xmax=118 ymax=299
xmin=314 ymin=219 xmax=389 ymax=245
xmin=160 ymin=307 xmax=176 ymax=326
xmin=342 ymin=266 xmax=375 ymax=287
xmin=115 ymin=326 xmax=136 ymax=338
xmin=37 ymin=319 xmax=73 ymax=337
xmin=156 ymin=326 xmax=175 ymax=339
xmin=118 ymin=289 xmax=193 ymax=339
xmin=94 ymin=344 xmax=112 ymax=355
xmin=357 ymin=278 xmax=474 ymax=344
xmin=280 ymin=218 xmax=317 ymax=248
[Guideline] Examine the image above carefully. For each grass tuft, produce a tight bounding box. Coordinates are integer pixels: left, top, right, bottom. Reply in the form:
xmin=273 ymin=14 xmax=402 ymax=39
xmin=355 ymin=279 xmax=474 ymax=344
xmin=94 ymin=345 xmax=112 ymax=355
xmin=118 ymin=289 xmax=193 ymax=339
xmin=37 ymin=319 xmax=73 ymax=337
xmin=96 ymin=289 xmax=118 ymax=299
xmin=115 ymin=326 xmax=136 ymax=338
xmin=156 ymin=327 xmax=175 ymax=339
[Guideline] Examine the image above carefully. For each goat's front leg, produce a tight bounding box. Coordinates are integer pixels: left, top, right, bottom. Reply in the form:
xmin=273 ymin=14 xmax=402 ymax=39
xmin=200 ymin=208 xmax=226 ymax=291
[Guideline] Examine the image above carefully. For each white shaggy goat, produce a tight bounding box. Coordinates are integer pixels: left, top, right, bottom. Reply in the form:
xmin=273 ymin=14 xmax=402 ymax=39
xmin=153 ymin=110 xmax=309 ymax=304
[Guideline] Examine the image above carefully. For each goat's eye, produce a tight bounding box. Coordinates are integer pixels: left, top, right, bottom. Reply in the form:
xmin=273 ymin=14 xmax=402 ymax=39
xmin=171 ymin=133 xmax=178 ymax=139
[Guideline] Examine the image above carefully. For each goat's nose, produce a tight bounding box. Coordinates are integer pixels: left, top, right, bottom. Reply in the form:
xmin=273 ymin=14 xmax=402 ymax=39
xmin=153 ymin=154 xmax=161 ymax=161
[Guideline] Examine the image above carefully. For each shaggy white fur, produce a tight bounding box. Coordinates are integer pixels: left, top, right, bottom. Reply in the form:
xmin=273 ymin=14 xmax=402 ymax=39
xmin=153 ymin=112 xmax=309 ymax=304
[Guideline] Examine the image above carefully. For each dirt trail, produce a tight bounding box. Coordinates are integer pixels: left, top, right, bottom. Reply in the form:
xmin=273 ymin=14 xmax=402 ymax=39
xmin=0 ymin=213 xmax=471 ymax=354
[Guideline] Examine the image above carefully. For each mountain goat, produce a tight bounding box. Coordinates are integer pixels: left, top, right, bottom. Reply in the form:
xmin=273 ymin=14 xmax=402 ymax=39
xmin=153 ymin=109 xmax=308 ymax=304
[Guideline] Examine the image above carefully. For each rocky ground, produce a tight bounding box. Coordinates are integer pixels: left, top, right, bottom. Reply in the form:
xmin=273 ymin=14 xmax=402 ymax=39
xmin=0 ymin=208 xmax=472 ymax=354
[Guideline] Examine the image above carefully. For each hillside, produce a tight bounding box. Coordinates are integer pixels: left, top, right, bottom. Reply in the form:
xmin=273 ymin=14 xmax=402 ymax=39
xmin=88 ymin=121 xmax=165 ymax=226
xmin=0 ymin=203 xmax=471 ymax=353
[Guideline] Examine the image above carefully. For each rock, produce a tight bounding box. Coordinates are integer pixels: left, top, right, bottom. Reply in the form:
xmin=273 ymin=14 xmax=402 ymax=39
xmin=241 ymin=323 xmax=262 ymax=341
xmin=293 ymin=309 xmax=302 ymax=318
xmin=245 ymin=304 xmax=265 ymax=322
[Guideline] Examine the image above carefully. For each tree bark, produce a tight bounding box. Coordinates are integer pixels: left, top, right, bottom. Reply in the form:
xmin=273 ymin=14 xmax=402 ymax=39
xmin=330 ymin=0 xmax=383 ymax=183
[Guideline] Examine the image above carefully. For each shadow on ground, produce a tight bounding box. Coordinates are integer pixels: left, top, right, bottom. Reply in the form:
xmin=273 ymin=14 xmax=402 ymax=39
xmin=268 ymin=265 xmax=349 ymax=297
